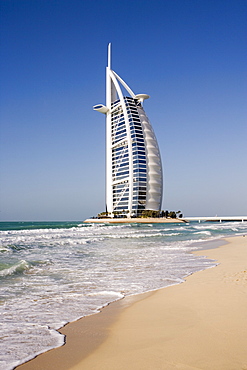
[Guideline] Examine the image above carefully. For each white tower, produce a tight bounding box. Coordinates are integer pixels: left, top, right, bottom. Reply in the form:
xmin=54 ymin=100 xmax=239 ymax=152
xmin=94 ymin=44 xmax=163 ymax=217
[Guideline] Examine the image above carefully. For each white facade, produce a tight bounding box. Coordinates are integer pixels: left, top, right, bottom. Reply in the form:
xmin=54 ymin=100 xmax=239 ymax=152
xmin=94 ymin=44 xmax=163 ymax=216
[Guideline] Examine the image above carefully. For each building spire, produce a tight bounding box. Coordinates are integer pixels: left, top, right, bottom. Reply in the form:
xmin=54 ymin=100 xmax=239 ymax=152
xmin=108 ymin=43 xmax=111 ymax=69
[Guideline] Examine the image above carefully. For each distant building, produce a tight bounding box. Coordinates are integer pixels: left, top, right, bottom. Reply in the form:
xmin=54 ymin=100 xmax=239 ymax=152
xmin=94 ymin=44 xmax=163 ymax=217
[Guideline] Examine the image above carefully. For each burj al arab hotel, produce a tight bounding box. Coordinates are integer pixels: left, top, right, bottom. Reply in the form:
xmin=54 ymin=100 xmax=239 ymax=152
xmin=94 ymin=44 xmax=163 ymax=217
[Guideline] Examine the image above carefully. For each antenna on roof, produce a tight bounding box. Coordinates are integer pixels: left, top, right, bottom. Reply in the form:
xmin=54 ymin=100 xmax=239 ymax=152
xmin=108 ymin=43 xmax=111 ymax=69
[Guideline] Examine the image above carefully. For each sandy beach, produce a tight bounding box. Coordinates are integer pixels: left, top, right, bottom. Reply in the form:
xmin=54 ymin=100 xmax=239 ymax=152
xmin=17 ymin=235 xmax=247 ymax=370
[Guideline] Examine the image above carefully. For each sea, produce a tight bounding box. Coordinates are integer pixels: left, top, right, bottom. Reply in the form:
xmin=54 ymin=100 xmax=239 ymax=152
xmin=1 ymin=220 xmax=247 ymax=370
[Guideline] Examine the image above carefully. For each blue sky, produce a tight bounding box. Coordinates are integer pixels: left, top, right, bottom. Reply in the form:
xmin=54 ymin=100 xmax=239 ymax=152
xmin=0 ymin=0 xmax=246 ymax=221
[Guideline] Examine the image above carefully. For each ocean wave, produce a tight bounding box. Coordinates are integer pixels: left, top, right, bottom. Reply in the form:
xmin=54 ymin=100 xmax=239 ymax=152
xmin=0 ymin=260 xmax=30 ymax=277
xmin=105 ymin=232 xmax=164 ymax=239
xmin=87 ymin=291 xmax=124 ymax=299
xmin=0 ymin=246 xmax=9 ymax=252
xmin=194 ymin=231 xmax=212 ymax=236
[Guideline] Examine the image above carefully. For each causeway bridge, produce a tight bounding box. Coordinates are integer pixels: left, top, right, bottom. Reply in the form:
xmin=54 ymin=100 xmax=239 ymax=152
xmin=183 ymin=216 xmax=247 ymax=223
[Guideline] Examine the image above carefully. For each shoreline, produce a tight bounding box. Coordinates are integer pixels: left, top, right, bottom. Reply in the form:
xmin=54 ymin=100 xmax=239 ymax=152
xmin=16 ymin=235 xmax=247 ymax=370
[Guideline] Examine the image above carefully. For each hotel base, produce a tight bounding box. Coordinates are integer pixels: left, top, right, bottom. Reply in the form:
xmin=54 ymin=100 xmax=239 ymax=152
xmin=84 ymin=217 xmax=186 ymax=224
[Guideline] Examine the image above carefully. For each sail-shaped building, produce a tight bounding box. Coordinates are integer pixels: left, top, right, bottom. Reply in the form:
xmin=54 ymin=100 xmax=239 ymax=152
xmin=94 ymin=44 xmax=163 ymax=217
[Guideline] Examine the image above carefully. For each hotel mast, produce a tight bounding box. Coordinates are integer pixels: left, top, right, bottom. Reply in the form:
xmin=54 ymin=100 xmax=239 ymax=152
xmin=94 ymin=44 xmax=163 ymax=217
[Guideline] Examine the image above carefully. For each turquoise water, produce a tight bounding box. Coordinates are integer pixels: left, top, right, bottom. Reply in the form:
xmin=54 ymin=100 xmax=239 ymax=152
xmin=0 ymin=220 xmax=246 ymax=370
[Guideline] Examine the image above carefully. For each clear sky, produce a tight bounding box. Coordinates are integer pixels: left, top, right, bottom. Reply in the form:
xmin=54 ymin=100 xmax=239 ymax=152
xmin=0 ymin=0 xmax=246 ymax=221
